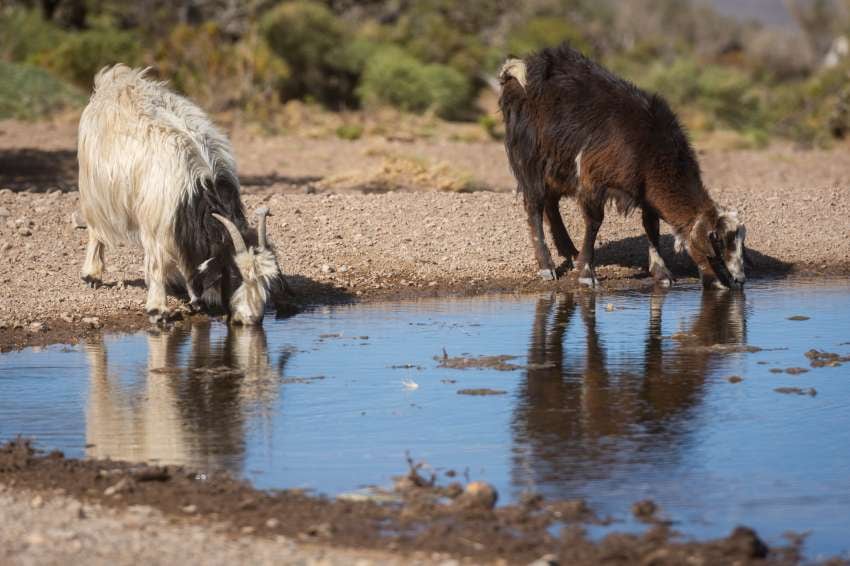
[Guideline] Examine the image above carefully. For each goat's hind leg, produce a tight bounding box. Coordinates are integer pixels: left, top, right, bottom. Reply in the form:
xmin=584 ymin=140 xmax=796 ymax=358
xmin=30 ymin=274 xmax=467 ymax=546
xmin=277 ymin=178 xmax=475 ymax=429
xmin=545 ymin=196 xmax=579 ymax=274
xmin=81 ymin=231 xmax=105 ymax=288
xmin=642 ymin=208 xmax=674 ymax=287
xmin=526 ymin=198 xmax=557 ymax=281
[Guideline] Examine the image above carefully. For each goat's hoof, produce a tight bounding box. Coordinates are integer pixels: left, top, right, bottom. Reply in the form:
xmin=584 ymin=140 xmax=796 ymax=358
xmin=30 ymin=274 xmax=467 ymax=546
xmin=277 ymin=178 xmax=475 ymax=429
xmin=82 ymin=275 xmax=102 ymax=289
xmin=538 ymin=268 xmax=558 ymax=281
xmin=146 ymin=309 xmax=171 ymax=326
xmin=577 ymin=266 xmax=597 ymax=288
xmin=652 ymin=270 xmax=675 ymax=288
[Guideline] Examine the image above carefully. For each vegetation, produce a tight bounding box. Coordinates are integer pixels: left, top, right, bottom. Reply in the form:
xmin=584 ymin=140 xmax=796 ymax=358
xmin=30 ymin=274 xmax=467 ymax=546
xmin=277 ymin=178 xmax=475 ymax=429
xmin=2 ymin=0 xmax=850 ymax=146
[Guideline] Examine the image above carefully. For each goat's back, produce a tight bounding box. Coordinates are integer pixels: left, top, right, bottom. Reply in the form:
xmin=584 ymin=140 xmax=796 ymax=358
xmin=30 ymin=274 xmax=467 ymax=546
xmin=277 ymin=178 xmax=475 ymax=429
xmin=500 ymin=44 xmax=700 ymax=207
xmin=77 ymin=64 xmax=238 ymax=248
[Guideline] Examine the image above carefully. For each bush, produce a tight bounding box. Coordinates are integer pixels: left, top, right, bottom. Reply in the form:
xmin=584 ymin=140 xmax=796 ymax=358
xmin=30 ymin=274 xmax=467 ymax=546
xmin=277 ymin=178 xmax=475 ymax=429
xmin=357 ymin=47 xmax=472 ymax=119
xmin=506 ymin=17 xmax=591 ymax=57
xmin=0 ymin=61 xmax=83 ymax=120
xmin=0 ymin=8 xmax=67 ymax=62
xmin=155 ymin=23 xmax=289 ymax=113
xmin=260 ymin=1 xmax=359 ymax=107
xmin=35 ymin=28 xmax=141 ymax=89
xmin=635 ymin=56 xmax=763 ymax=132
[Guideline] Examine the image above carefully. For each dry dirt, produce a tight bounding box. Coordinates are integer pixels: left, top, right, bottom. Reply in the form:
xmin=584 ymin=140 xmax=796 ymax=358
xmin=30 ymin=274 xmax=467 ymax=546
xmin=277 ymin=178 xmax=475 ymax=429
xmin=2 ymin=118 xmax=849 ymax=351
xmin=2 ymin=117 xmax=850 ymax=563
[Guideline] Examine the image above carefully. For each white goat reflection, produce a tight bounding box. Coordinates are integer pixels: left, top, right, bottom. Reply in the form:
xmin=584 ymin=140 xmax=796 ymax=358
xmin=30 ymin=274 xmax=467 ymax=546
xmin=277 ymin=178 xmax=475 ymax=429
xmin=84 ymin=321 xmax=287 ymax=472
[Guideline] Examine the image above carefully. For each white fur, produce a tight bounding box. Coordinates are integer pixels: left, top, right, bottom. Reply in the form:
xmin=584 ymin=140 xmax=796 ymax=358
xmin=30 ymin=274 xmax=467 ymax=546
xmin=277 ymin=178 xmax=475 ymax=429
xmin=78 ymin=64 xmax=239 ymax=317
xmin=229 ymin=247 xmax=280 ymax=325
xmin=500 ymin=58 xmax=528 ymax=90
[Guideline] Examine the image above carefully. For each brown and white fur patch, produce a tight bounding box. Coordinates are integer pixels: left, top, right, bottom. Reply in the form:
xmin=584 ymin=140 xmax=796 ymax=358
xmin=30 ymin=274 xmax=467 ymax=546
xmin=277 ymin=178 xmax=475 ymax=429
xmin=500 ymin=58 xmax=528 ymax=90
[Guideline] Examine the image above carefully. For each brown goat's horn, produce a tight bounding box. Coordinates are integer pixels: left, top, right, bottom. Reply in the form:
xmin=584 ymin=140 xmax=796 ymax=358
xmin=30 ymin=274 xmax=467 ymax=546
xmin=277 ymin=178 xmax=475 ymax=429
xmin=254 ymin=207 xmax=270 ymax=250
xmin=212 ymin=213 xmax=247 ymax=254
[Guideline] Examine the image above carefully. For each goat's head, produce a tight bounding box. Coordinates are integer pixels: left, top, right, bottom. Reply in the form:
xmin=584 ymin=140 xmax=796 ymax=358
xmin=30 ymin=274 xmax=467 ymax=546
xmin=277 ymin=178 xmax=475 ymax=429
xmin=211 ymin=208 xmax=283 ymax=325
xmin=683 ymin=206 xmax=748 ymax=290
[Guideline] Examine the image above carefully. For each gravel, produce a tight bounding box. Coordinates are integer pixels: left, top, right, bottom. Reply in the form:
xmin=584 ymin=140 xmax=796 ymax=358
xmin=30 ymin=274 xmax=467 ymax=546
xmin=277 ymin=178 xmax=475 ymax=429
xmin=0 ymin=487 xmax=442 ymax=566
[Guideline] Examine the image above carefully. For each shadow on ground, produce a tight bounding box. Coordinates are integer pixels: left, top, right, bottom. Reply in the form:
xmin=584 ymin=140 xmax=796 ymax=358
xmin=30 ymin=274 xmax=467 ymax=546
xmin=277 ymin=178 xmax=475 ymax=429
xmin=596 ymin=234 xmax=793 ymax=278
xmin=0 ymin=149 xmax=78 ymax=192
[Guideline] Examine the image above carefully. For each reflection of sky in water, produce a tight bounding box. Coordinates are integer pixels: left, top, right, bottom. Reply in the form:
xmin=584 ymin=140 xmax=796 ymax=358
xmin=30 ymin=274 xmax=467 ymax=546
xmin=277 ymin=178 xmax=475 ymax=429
xmin=0 ymin=278 xmax=849 ymax=558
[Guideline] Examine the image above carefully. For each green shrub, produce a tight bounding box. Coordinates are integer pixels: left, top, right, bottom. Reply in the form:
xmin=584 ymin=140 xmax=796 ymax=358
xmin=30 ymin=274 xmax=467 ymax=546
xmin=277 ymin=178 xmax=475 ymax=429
xmin=35 ymin=28 xmax=141 ymax=89
xmin=357 ymin=47 xmax=471 ymax=119
xmin=635 ymin=56 xmax=763 ymax=132
xmin=155 ymin=23 xmax=289 ymax=113
xmin=0 ymin=8 xmax=67 ymax=62
xmin=335 ymin=123 xmax=364 ymax=140
xmin=506 ymin=17 xmax=591 ymax=56
xmin=0 ymin=61 xmax=83 ymax=120
xmin=260 ymin=1 xmax=359 ymax=107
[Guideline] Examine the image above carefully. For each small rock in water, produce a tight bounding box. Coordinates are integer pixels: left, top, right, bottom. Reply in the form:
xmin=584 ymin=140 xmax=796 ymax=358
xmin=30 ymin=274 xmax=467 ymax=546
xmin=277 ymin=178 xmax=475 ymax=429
xmin=71 ymin=210 xmax=87 ymax=229
xmin=787 ymin=315 xmax=810 ymax=321
xmin=455 ymin=481 xmax=498 ymax=510
xmin=605 ymin=303 xmax=615 ymax=312
xmin=785 ymin=367 xmax=809 ymax=375
xmin=632 ymin=499 xmax=658 ymax=521
xmin=727 ymin=375 xmax=744 ymax=383
xmin=457 ymin=388 xmax=507 ymax=396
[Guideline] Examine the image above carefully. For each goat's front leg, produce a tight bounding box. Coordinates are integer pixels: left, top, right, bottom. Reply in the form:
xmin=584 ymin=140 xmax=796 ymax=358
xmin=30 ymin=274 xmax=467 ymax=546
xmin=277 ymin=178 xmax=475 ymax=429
xmin=526 ymin=198 xmax=557 ymax=280
xmin=642 ymin=208 xmax=674 ymax=287
xmin=545 ymin=196 xmax=579 ymax=274
xmin=81 ymin=231 xmax=105 ymax=288
xmin=575 ymin=200 xmax=603 ymax=287
xmin=143 ymin=244 xmax=169 ymax=324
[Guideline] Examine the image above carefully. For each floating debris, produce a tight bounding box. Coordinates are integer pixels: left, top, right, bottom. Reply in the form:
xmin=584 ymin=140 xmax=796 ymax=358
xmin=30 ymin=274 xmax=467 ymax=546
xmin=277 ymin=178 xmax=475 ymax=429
xmin=402 ymin=378 xmax=419 ymax=390
xmin=774 ymin=387 xmax=817 ymax=397
xmin=785 ymin=367 xmax=810 ymax=375
xmin=437 ymin=353 xmax=522 ymax=371
xmin=787 ymin=315 xmax=810 ymax=321
xmin=805 ymin=349 xmax=850 ymax=368
xmin=457 ymin=388 xmax=507 ymax=396
xmin=727 ymin=375 xmax=744 ymax=384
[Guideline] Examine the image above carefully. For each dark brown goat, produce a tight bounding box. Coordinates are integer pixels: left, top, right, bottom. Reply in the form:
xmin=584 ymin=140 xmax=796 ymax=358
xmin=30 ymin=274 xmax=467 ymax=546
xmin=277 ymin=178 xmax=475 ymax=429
xmin=499 ymin=44 xmax=748 ymax=289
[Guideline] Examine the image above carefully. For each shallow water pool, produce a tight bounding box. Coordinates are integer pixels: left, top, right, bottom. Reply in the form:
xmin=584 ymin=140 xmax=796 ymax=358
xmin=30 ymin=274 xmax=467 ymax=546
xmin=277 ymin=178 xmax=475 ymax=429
xmin=1 ymin=278 xmax=849 ymax=557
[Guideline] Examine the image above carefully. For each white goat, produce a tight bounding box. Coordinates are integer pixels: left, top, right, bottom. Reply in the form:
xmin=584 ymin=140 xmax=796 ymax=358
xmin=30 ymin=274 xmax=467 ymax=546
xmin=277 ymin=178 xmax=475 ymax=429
xmin=78 ymin=64 xmax=286 ymax=324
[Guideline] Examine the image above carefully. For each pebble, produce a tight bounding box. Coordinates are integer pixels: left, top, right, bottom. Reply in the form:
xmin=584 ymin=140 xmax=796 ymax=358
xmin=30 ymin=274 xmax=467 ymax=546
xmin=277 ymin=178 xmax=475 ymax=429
xmin=456 ymin=481 xmax=498 ymax=510
xmin=30 ymin=495 xmax=44 ymax=509
xmin=528 ymin=554 xmax=559 ymax=566
xmin=320 ymin=264 xmax=334 ymax=274
xmin=265 ymin=518 xmax=280 ymax=529
xmin=0 ymin=207 xmax=9 ymax=217
xmin=181 ymin=504 xmax=198 ymax=514
xmin=337 ymin=265 xmax=349 ymax=273
xmin=18 ymin=226 xmax=32 ymax=237
xmin=1 ymin=242 xmax=11 ymax=251
xmin=71 ymin=210 xmax=87 ymax=229
xmin=28 ymin=322 xmax=47 ymax=333
xmin=15 ymin=217 xmax=33 ymax=227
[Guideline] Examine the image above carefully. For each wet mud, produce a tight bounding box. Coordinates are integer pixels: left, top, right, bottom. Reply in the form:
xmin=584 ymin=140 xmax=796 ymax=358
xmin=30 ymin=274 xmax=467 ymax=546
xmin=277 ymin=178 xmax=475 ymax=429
xmin=0 ymin=439 xmax=812 ymax=565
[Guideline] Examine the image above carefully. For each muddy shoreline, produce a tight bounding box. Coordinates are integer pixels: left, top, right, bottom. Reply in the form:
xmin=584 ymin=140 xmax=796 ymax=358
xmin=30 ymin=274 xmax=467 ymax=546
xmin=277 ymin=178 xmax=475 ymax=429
xmin=0 ymin=439 xmax=815 ymax=565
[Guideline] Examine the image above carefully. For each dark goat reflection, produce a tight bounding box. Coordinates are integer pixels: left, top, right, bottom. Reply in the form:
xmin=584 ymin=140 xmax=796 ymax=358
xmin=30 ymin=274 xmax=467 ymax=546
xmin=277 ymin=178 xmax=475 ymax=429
xmin=512 ymin=290 xmax=746 ymax=498
xmin=85 ymin=321 xmax=289 ymax=473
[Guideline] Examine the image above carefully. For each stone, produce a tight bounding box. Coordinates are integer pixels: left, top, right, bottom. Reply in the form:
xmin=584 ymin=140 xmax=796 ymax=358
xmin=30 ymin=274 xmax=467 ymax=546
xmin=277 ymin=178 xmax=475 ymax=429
xmin=455 ymin=481 xmax=498 ymax=510
xmin=0 ymin=207 xmax=9 ymax=217
xmin=71 ymin=210 xmax=87 ymax=229
xmin=321 ymin=264 xmax=334 ymax=274
xmin=81 ymin=317 xmax=102 ymax=329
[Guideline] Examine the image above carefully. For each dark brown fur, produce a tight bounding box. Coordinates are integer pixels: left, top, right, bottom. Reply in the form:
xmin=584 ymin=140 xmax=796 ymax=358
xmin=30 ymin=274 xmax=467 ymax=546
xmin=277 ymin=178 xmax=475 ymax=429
xmin=500 ymin=44 xmax=744 ymax=288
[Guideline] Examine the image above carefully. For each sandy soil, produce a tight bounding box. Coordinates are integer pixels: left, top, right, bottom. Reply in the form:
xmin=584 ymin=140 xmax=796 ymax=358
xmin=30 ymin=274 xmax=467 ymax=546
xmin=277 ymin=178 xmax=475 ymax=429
xmin=2 ymin=119 xmax=850 ymax=350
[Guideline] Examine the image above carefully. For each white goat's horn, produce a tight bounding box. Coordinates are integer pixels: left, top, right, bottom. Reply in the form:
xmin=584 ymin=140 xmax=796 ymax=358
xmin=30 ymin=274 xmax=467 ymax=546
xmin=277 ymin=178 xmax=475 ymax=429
xmin=212 ymin=213 xmax=247 ymax=254
xmin=254 ymin=207 xmax=270 ymax=250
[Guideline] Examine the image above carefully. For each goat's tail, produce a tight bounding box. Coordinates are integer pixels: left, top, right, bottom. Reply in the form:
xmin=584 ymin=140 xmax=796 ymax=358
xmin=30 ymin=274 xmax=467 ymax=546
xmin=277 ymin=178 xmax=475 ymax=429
xmin=499 ymin=58 xmax=528 ymax=91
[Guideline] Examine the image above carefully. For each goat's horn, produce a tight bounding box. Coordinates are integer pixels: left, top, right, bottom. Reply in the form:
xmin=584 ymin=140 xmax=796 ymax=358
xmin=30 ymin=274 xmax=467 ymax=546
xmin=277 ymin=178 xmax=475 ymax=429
xmin=212 ymin=213 xmax=247 ymax=254
xmin=254 ymin=207 xmax=270 ymax=250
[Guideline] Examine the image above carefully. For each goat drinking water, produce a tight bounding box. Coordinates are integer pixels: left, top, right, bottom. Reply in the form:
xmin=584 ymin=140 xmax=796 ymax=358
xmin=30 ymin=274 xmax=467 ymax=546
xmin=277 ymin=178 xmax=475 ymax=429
xmin=78 ymin=64 xmax=288 ymax=324
xmin=499 ymin=44 xmax=748 ymax=289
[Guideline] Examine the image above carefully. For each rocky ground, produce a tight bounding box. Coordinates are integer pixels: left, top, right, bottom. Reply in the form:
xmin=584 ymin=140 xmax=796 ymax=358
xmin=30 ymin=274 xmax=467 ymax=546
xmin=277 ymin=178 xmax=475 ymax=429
xmin=2 ymin=119 xmax=850 ymax=350
xmin=1 ymin=117 xmax=850 ymax=563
